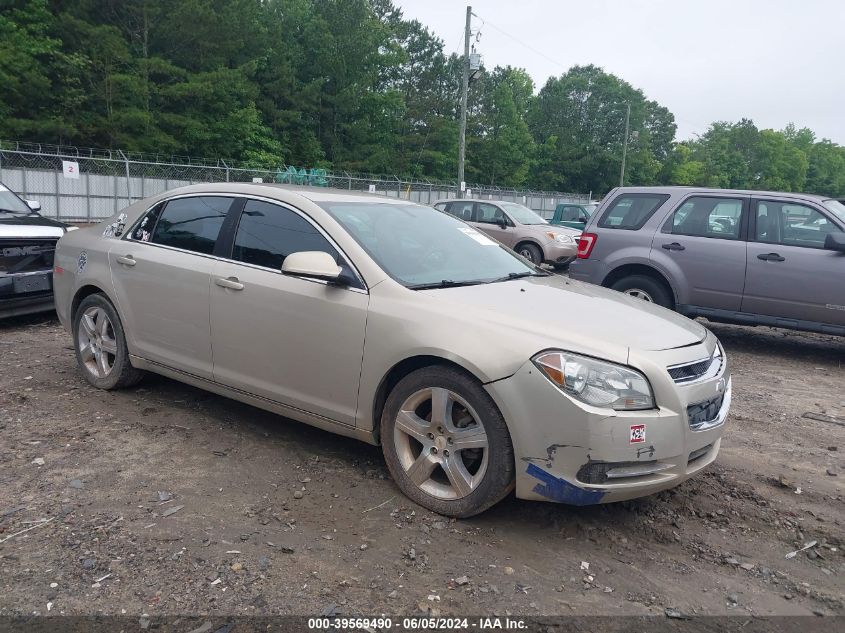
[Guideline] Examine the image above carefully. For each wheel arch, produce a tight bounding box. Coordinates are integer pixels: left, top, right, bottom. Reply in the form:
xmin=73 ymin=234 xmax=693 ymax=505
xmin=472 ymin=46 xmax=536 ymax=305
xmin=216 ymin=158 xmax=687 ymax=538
xmin=601 ymin=264 xmax=677 ymax=305
xmin=71 ymin=283 xmax=115 ymax=322
xmin=370 ymin=355 xmax=487 ymax=444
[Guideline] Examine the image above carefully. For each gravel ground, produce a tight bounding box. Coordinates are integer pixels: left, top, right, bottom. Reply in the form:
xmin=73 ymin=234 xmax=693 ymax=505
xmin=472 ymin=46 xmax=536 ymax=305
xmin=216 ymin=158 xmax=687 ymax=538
xmin=0 ymin=313 xmax=843 ymax=618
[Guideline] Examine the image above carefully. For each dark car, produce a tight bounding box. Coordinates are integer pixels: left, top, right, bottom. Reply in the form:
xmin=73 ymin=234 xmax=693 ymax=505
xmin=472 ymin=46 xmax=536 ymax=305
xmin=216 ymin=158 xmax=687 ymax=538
xmin=1 ymin=182 xmax=74 ymax=317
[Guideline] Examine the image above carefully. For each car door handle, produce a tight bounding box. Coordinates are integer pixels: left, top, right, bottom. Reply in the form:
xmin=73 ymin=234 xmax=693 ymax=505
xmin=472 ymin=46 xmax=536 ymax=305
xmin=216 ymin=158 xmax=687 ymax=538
xmin=662 ymin=242 xmax=686 ymax=251
xmin=214 ymin=276 xmax=244 ymax=291
xmin=757 ymin=252 xmax=785 ymax=262
xmin=115 ymin=255 xmax=136 ymax=267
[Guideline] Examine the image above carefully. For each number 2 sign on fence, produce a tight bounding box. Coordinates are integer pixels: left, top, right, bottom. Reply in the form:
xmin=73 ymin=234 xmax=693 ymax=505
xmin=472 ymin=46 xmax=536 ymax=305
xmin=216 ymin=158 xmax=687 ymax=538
xmin=62 ymin=160 xmax=80 ymax=179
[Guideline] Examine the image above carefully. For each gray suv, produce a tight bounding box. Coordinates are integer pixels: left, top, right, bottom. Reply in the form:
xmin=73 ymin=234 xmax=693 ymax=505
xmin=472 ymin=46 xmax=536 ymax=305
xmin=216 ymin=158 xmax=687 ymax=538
xmin=569 ymin=186 xmax=845 ymax=336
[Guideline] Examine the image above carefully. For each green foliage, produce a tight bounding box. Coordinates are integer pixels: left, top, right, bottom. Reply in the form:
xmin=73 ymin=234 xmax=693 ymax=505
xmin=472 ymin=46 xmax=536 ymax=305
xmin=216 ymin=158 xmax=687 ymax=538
xmin=1 ymin=1 xmax=843 ymax=196
xmin=527 ymin=65 xmax=677 ymax=193
xmin=661 ymin=119 xmax=845 ymax=196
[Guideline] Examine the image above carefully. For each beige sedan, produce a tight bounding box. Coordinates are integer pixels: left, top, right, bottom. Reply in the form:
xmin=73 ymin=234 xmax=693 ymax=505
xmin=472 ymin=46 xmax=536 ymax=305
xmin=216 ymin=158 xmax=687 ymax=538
xmin=53 ymin=184 xmax=730 ymax=517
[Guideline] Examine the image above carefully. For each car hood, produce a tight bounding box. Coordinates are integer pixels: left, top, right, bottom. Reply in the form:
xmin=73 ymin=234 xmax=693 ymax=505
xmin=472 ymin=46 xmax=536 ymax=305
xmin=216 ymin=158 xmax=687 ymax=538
xmin=521 ymin=223 xmax=580 ymax=237
xmin=0 ymin=212 xmax=67 ymax=238
xmin=425 ymin=274 xmax=706 ymax=361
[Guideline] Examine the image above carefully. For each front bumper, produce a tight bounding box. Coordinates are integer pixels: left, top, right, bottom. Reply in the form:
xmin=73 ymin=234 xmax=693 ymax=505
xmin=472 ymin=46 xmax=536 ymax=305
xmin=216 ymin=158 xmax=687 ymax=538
xmin=486 ymin=334 xmax=730 ymax=505
xmin=543 ymin=241 xmax=578 ymax=264
xmin=0 ymin=271 xmax=55 ymax=318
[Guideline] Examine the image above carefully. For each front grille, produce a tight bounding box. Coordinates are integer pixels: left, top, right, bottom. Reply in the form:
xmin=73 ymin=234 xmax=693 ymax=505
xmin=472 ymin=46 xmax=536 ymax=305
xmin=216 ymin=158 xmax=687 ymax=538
xmin=668 ymin=358 xmax=711 ymax=382
xmin=687 ymin=395 xmax=724 ymax=429
xmin=667 ymin=349 xmax=722 ymax=384
xmin=0 ymin=239 xmax=57 ymax=274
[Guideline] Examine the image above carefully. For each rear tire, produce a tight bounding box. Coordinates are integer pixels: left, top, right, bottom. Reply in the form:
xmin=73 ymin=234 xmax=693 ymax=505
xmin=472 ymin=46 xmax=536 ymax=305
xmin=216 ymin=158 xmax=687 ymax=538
xmin=73 ymin=293 xmax=144 ymax=390
xmin=380 ymin=366 xmax=515 ymax=518
xmin=516 ymin=243 xmax=542 ymax=264
xmin=611 ymin=275 xmax=674 ymax=310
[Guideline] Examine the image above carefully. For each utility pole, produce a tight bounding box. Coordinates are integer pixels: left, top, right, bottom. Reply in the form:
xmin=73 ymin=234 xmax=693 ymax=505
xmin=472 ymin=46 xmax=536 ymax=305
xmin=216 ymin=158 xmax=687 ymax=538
xmin=457 ymin=5 xmax=471 ymax=191
xmin=619 ymin=102 xmax=631 ymax=187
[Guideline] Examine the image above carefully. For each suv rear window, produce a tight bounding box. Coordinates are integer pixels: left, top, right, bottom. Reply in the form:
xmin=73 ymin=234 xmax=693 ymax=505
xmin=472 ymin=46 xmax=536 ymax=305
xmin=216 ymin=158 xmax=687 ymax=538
xmin=598 ymin=194 xmax=669 ymax=230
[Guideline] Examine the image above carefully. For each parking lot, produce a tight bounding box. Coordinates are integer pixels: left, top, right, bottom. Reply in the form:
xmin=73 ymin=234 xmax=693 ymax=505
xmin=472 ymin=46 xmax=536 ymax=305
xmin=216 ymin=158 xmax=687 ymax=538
xmin=0 ymin=313 xmax=843 ymax=617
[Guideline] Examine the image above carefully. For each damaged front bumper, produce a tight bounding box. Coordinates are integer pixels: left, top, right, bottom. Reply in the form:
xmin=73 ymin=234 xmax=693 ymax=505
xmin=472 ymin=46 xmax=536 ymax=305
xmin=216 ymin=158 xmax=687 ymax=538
xmin=485 ymin=334 xmax=730 ymax=505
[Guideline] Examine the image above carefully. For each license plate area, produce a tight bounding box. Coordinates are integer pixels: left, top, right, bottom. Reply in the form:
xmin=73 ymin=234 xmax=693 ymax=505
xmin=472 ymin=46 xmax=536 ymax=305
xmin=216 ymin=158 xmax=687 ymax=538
xmin=13 ymin=273 xmax=51 ymax=294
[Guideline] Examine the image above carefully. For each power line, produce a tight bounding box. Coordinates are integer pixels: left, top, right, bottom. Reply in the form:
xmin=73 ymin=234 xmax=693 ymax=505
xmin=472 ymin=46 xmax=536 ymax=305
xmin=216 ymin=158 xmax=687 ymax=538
xmin=473 ymin=13 xmax=569 ymax=72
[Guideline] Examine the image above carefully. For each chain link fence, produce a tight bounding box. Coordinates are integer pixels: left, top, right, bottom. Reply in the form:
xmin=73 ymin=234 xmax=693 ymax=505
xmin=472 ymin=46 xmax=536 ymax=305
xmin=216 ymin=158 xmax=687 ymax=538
xmin=0 ymin=141 xmax=590 ymax=222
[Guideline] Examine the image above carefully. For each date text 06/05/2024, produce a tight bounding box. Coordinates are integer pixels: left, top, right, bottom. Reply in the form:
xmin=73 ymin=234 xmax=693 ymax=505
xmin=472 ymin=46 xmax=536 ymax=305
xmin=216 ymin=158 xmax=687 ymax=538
xmin=307 ymin=617 xmax=527 ymax=630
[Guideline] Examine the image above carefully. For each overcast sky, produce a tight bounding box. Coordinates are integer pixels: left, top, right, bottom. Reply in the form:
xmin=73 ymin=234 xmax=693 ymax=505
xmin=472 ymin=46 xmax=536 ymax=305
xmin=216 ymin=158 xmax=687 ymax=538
xmin=394 ymin=0 xmax=845 ymax=144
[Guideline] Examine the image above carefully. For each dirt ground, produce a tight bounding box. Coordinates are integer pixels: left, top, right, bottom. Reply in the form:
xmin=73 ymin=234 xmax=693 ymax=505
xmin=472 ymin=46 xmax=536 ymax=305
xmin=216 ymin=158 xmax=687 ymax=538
xmin=0 ymin=313 xmax=843 ymax=619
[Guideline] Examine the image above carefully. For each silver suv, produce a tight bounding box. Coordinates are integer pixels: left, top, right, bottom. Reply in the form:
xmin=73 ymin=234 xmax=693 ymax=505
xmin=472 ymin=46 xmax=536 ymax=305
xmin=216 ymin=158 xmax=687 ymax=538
xmin=569 ymin=186 xmax=845 ymax=336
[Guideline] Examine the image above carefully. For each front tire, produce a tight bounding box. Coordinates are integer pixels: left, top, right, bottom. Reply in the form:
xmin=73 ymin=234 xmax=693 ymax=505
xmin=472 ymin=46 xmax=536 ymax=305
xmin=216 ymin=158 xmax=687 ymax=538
xmin=611 ymin=275 xmax=674 ymax=310
xmin=73 ymin=293 xmax=144 ymax=390
xmin=516 ymin=242 xmax=542 ymax=264
xmin=380 ymin=366 xmax=515 ymax=518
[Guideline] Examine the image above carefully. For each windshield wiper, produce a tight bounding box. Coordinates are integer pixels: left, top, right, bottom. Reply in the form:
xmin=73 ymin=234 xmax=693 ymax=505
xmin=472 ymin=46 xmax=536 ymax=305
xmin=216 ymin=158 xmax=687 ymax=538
xmin=408 ymin=279 xmax=485 ymax=290
xmin=486 ymin=271 xmax=549 ymax=284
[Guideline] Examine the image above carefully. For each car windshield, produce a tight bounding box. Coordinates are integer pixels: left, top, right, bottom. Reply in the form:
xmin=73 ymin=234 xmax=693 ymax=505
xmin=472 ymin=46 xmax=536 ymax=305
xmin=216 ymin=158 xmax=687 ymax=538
xmin=499 ymin=202 xmax=548 ymax=225
xmin=320 ymin=201 xmax=539 ymax=288
xmin=0 ymin=184 xmax=31 ymax=214
xmin=822 ymin=200 xmax=845 ymax=223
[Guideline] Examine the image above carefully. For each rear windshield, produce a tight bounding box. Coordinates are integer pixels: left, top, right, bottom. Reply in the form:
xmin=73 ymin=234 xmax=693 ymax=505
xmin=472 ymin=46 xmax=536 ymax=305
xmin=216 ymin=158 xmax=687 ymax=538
xmin=598 ymin=194 xmax=669 ymax=230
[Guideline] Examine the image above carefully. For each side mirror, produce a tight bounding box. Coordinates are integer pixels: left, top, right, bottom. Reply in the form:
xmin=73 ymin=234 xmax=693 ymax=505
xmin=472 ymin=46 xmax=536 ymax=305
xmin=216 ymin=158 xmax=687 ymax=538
xmin=282 ymin=251 xmax=341 ymax=281
xmin=575 ymin=217 xmax=587 ymax=224
xmin=497 ymin=218 xmax=508 ymax=229
xmin=25 ymin=199 xmax=41 ymax=212
xmin=824 ymin=232 xmax=845 ymax=253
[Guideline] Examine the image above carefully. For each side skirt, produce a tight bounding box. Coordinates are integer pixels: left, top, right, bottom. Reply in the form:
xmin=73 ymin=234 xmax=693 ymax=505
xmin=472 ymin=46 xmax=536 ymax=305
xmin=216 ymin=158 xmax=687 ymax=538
xmin=678 ymin=305 xmax=845 ymax=337
xmin=129 ymin=355 xmax=379 ymax=446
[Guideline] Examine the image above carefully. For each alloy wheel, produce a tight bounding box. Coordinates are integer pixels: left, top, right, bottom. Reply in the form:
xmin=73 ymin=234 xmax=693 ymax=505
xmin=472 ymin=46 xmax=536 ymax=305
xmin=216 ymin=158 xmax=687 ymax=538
xmin=393 ymin=387 xmax=489 ymax=500
xmin=77 ymin=306 xmax=117 ymax=378
xmin=518 ymin=247 xmax=536 ymax=262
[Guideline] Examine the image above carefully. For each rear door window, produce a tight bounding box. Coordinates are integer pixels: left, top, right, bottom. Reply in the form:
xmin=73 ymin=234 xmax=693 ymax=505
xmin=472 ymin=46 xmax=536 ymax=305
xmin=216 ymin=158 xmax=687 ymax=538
xmin=669 ymin=197 xmax=744 ymax=240
xmin=598 ymin=194 xmax=669 ymax=230
xmin=151 ymin=197 xmax=234 ymax=255
xmin=448 ymin=201 xmax=475 ymax=221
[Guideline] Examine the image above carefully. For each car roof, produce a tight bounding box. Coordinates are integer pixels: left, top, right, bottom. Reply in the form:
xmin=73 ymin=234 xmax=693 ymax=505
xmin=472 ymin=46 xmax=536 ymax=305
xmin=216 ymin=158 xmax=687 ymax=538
xmin=613 ymin=186 xmax=831 ymax=203
xmin=436 ymin=199 xmax=523 ymax=204
xmin=162 ymin=182 xmax=422 ymax=206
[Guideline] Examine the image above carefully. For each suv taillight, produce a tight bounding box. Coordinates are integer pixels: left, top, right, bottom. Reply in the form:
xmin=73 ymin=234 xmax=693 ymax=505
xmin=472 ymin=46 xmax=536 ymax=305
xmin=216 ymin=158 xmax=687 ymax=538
xmin=577 ymin=232 xmax=597 ymax=259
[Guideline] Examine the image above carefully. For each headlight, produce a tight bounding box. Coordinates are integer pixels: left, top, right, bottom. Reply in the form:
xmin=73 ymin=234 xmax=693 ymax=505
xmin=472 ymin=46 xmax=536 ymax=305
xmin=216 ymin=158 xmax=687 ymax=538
xmin=547 ymin=232 xmax=573 ymax=244
xmin=532 ymin=350 xmax=655 ymax=410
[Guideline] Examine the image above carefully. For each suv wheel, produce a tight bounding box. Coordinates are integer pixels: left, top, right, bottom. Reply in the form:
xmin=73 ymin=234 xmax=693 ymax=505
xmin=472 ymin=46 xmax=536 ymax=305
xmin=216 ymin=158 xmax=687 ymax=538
xmin=611 ymin=275 xmax=674 ymax=310
xmin=73 ymin=294 xmax=145 ymax=390
xmin=516 ymin=243 xmax=542 ymax=264
xmin=380 ymin=366 xmax=515 ymax=518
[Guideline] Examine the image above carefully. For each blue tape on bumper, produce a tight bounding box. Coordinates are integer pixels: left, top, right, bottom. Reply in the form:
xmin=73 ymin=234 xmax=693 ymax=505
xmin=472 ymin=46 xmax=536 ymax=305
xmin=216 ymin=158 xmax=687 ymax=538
xmin=526 ymin=463 xmax=606 ymax=505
